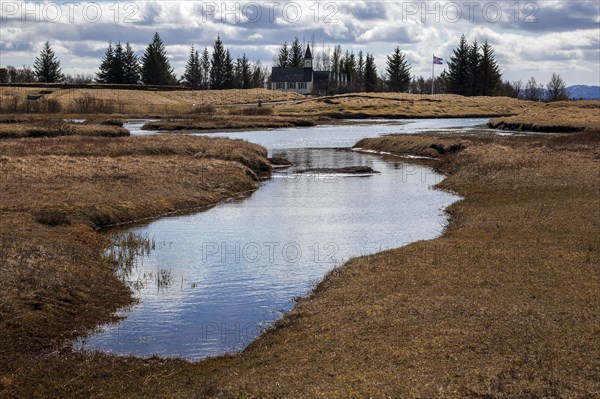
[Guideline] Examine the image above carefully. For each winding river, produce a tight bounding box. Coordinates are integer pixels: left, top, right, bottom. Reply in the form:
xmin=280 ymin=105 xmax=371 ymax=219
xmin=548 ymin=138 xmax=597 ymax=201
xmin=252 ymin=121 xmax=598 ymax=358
xmin=77 ymin=118 xmax=487 ymax=361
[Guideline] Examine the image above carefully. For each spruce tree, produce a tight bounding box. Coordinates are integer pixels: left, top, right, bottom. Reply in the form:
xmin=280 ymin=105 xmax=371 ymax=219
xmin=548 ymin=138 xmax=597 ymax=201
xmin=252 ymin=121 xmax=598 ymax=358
xmin=140 ymin=32 xmax=177 ymax=85
xmin=356 ymin=50 xmax=365 ymax=91
xmin=251 ymin=60 xmax=266 ymax=88
xmin=385 ymin=46 xmax=411 ymax=92
xmin=97 ymin=41 xmax=137 ymax=84
xmin=182 ymin=45 xmax=202 ymax=88
xmin=479 ymin=40 xmax=501 ymax=96
xmin=122 ymin=42 xmax=140 ymax=84
xmin=112 ymin=42 xmax=125 ymax=84
xmin=276 ymin=42 xmax=290 ymax=67
xmin=210 ymin=35 xmax=227 ymax=89
xmin=34 ymin=42 xmax=64 ymax=83
xmin=236 ymin=54 xmax=251 ymax=89
xmin=467 ymin=39 xmax=480 ymax=96
xmin=342 ymin=50 xmax=357 ymax=85
xmin=289 ymin=37 xmax=304 ymax=67
xmin=364 ymin=53 xmax=378 ymax=92
xmin=446 ymin=34 xmax=470 ymax=96
xmin=201 ymin=47 xmax=211 ymax=89
xmin=96 ymin=42 xmax=114 ymax=83
xmin=224 ymin=49 xmax=235 ymax=89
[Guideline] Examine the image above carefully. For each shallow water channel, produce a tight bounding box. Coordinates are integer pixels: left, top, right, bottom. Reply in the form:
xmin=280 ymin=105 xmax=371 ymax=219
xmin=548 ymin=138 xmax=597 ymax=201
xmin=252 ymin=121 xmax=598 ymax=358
xmin=77 ymin=119 xmax=486 ymax=360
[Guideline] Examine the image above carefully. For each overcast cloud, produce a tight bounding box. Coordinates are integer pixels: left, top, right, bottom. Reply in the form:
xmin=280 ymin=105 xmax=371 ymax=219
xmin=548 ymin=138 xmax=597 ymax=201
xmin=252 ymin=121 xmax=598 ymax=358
xmin=0 ymin=0 xmax=598 ymax=85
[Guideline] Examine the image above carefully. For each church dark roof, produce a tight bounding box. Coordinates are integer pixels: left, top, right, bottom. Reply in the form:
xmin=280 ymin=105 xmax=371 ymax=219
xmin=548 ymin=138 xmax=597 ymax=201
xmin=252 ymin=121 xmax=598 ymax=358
xmin=305 ymin=44 xmax=312 ymax=59
xmin=271 ymin=67 xmax=313 ymax=82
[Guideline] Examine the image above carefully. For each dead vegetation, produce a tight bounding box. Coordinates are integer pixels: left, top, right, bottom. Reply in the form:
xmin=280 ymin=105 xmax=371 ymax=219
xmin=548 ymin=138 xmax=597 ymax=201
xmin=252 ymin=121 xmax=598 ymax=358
xmin=1 ymin=87 xmax=303 ymax=116
xmin=273 ymin=92 xmax=531 ymax=118
xmin=489 ymin=100 xmax=600 ymax=132
xmin=0 ymin=120 xmax=129 ymax=139
xmin=355 ymin=134 xmax=467 ymax=158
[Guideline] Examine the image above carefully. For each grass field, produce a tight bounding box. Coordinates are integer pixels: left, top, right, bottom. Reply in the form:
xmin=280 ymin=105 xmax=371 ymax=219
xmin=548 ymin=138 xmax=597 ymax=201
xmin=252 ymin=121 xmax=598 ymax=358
xmin=0 ymin=120 xmax=129 ymax=138
xmin=488 ymin=100 xmax=600 ymax=131
xmin=0 ymin=87 xmax=304 ymax=116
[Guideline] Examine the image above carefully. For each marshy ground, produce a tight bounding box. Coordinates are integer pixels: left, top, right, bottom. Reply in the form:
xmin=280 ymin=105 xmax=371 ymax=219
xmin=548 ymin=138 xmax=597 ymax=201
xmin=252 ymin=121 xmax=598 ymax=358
xmin=0 ymin=88 xmax=599 ymax=398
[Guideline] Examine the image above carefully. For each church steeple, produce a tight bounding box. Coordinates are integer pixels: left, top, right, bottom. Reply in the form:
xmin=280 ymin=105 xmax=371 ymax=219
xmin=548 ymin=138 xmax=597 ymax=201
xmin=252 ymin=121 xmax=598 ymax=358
xmin=304 ymin=44 xmax=313 ymax=68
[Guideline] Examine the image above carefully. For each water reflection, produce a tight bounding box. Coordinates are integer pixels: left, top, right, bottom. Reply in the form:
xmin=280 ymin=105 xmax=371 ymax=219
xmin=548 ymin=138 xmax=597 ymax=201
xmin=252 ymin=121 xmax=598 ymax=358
xmin=78 ymin=119 xmax=489 ymax=360
xmin=78 ymin=147 xmax=458 ymax=360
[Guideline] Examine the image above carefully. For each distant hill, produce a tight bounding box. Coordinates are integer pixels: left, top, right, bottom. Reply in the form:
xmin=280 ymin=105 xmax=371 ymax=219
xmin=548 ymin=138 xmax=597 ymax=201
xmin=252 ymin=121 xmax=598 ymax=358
xmin=567 ymin=85 xmax=600 ymax=100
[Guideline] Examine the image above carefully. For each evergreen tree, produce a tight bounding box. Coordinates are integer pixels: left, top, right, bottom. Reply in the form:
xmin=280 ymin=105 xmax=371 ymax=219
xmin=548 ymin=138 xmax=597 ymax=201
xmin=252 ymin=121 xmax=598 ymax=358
xmin=140 ymin=32 xmax=177 ymax=85
xmin=364 ymin=53 xmax=378 ymax=92
xmin=34 ymin=41 xmax=64 ymax=83
xmin=96 ymin=42 xmax=115 ymax=83
xmin=97 ymin=41 xmax=138 ymax=84
xmin=276 ymin=42 xmax=290 ymax=67
xmin=201 ymin=47 xmax=211 ymax=89
xmin=467 ymin=39 xmax=480 ymax=96
xmin=250 ymin=60 xmax=267 ymax=88
xmin=236 ymin=54 xmax=252 ymax=89
xmin=479 ymin=40 xmax=501 ymax=96
xmin=385 ymin=46 xmax=411 ymax=92
xmin=223 ymin=49 xmax=235 ymax=89
xmin=112 ymin=42 xmax=125 ymax=84
xmin=289 ymin=37 xmax=304 ymax=67
xmin=122 ymin=42 xmax=140 ymax=84
xmin=446 ymin=34 xmax=471 ymax=96
xmin=182 ymin=45 xmax=202 ymax=88
xmin=210 ymin=35 xmax=227 ymax=89
xmin=356 ymin=50 xmax=365 ymax=91
xmin=342 ymin=50 xmax=357 ymax=86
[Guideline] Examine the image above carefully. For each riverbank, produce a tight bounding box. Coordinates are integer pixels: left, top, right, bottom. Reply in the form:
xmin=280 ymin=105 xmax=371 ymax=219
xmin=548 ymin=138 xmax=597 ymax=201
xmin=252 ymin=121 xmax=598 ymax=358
xmin=488 ymin=100 xmax=599 ymax=132
xmin=0 ymin=135 xmax=270 ymax=364
xmin=0 ymin=119 xmax=129 ymax=139
xmin=2 ymin=127 xmax=598 ymax=397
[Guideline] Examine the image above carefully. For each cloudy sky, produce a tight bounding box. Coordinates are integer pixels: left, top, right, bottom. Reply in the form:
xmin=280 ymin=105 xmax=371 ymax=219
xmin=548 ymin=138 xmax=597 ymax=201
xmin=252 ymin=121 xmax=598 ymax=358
xmin=1 ymin=0 xmax=599 ymax=85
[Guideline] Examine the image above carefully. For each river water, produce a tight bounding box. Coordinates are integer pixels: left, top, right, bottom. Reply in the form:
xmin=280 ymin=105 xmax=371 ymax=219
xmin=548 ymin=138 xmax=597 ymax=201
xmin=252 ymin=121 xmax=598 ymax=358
xmin=76 ymin=119 xmax=485 ymax=360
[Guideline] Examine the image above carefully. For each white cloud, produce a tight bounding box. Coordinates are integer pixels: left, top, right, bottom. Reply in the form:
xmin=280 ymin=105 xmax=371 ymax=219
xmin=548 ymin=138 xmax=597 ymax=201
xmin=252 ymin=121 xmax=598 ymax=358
xmin=0 ymin=0 xmax=598 ymax=85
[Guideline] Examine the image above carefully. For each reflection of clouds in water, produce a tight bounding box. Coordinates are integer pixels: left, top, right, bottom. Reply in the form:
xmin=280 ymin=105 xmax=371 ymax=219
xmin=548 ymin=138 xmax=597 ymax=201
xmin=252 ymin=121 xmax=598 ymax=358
xmin=78 ymin=119 xmax=479 ymax=361
xmin=128 ymin=118 xmax=492 ymax=151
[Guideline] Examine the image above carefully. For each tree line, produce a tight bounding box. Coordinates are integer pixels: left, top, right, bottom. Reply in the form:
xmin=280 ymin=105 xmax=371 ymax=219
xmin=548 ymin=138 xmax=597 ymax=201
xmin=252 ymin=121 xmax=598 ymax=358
xmin=96 ymin=33 xmax=268 ymax=89
xmin=0 ymin=34 xmax=570 ymax=101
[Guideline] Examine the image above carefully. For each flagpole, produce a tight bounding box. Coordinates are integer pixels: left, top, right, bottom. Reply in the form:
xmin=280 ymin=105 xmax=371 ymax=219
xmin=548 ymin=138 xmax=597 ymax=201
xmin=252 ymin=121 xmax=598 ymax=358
xmin=431 ymin=54 xmax=434 ymax=95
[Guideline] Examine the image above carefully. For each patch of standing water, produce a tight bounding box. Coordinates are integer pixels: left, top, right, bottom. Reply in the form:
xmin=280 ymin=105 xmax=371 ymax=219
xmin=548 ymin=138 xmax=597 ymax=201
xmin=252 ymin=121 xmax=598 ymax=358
xmin=76 ymin=119 xmax=481 ymax=361
xmin=125 ymin=118 xmax=492 ymax=150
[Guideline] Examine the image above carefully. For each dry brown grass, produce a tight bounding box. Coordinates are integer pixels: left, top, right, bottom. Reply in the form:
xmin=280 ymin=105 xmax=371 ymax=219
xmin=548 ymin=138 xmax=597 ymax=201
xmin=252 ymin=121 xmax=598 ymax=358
xmin=2 ymin=129 xmax=599 ymax=398
xmin=1 ymin=87 xmax=304 ymax=116
xmin=489 ymin=100 xmax=600 ymax=132
xmin=274 ymin=92 xmax=534 ymax=118
xmin=355 ymin=134 xmax=466 ymax=157
xmin=0 ymin=121 xmax=129 ymax=139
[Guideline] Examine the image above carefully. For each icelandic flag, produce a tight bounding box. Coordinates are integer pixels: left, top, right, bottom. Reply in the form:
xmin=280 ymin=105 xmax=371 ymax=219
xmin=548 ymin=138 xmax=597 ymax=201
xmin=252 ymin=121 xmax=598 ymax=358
xmin=433 ymin=55 xmax=443 ymax=65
